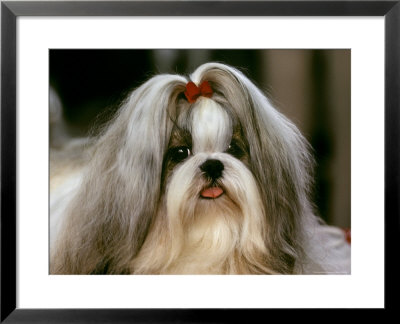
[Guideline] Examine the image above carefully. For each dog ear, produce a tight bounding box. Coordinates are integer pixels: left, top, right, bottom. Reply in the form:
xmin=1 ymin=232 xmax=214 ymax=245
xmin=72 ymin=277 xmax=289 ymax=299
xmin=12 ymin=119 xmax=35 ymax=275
xmin=51 ymin=75 xmax=187 ymax=274
xmin=192 ymin=63 xmax=314 ymax=272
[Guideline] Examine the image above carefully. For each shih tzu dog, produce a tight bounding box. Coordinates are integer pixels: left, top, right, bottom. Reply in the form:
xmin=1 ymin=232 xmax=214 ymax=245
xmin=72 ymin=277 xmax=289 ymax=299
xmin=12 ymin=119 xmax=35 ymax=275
xmin=50 ymin=62 xmax=350 ymax=275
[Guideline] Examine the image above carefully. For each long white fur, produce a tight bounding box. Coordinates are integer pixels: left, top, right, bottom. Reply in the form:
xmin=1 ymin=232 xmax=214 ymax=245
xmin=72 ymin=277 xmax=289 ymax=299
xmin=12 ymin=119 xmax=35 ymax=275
xmin=190 ymin=98 xmax=232 ymax=153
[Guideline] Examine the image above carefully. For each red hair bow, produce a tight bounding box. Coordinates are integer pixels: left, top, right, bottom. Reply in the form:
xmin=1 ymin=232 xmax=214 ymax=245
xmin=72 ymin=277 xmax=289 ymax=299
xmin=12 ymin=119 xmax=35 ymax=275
xmin=184 ymin=81 xmax=213 ymax=103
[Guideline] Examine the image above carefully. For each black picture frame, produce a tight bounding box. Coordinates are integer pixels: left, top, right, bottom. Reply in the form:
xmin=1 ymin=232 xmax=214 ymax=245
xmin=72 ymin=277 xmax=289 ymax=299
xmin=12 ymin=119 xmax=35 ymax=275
xmin=1 ymin=1 xmax=398 ymax=322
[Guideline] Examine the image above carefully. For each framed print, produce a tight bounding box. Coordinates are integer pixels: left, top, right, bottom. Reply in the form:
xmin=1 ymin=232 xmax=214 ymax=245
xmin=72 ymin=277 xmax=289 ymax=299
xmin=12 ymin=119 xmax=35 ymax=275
xmin=1 ymin=0 xmax=398 ymax=322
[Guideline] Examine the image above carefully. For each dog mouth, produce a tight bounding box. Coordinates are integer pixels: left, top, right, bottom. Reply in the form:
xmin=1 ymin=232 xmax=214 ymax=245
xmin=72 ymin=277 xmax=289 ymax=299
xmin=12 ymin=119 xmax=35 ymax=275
xmin=200 ymin=186 xmax=224 ymax=199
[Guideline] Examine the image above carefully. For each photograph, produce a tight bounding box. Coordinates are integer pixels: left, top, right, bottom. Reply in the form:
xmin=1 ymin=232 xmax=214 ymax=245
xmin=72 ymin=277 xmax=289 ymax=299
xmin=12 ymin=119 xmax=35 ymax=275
xmin=2 ymin=0 xmax=396 ymax=319
xmin=49 ymin=49 xmax=351 ymax=275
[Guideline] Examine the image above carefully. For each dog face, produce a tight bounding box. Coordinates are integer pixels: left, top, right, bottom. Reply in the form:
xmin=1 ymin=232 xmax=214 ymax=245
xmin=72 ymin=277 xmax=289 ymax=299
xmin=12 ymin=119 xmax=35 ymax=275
xmin=51 ymin=63 xmax=315 ymax=275
xmin=162 ymin=96 xmax=254 ymax=212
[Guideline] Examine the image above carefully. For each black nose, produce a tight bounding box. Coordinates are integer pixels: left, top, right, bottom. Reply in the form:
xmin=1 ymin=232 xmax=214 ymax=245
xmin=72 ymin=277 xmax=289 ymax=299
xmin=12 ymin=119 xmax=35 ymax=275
xmin=200 ymin=159 xmax=224 ymax=180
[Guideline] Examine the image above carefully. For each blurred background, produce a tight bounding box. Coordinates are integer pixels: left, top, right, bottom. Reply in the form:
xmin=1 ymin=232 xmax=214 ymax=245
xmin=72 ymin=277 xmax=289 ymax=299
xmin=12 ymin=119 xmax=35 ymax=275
xmin=49 ymin=49 xmax=350 ymax=228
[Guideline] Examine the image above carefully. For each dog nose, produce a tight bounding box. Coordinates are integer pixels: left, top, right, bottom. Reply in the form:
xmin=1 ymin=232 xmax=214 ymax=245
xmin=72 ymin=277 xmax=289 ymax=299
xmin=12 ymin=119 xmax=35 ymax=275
xmin=200 ymin=159 xmax=224 ymax=180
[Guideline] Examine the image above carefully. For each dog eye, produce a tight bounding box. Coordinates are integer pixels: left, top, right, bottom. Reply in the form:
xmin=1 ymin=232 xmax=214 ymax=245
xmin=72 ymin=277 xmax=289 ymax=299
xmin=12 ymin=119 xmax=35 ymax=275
xmin=226 ymin=141 xmax=244 ymax=158
xmin=170 ymin=146 xmax=191 ymax=163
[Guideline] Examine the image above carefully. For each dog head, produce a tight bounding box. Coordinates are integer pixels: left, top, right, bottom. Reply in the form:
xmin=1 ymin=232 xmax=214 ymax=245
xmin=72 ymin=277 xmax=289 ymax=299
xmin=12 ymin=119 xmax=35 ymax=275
xmin=51 ymin=63 xmax=314 ymax=274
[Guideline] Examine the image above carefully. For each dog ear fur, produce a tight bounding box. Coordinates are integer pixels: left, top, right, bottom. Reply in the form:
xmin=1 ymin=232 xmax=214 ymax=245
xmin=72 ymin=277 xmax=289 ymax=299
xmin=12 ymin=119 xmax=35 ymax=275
xmin=51 ymin=75 xmax=187 ymax=274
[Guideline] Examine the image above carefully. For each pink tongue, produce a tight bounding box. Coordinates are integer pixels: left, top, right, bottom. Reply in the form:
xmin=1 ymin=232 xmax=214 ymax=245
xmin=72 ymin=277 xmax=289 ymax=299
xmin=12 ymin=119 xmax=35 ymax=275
xmin=201 ymin=187 xmax=224 ymax=199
